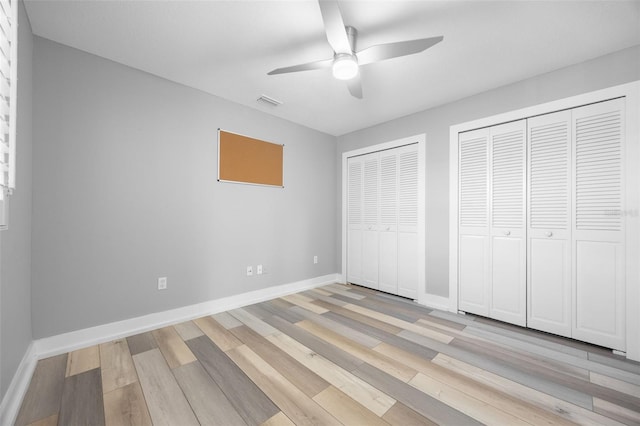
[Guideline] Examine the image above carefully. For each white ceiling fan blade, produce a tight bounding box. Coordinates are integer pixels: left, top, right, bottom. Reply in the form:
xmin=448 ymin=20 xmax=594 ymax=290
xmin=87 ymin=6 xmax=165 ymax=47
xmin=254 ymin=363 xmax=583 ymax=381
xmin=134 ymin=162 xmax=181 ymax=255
xmin=347 ymin=74 xmax=363 ymax=99
xmin=318 ymin=0 xmax=352 ymax=54
xmin=357 ymin=36 xmax=443 ymax=66
xmin=267 ymin=58 xmax=334 ymax=75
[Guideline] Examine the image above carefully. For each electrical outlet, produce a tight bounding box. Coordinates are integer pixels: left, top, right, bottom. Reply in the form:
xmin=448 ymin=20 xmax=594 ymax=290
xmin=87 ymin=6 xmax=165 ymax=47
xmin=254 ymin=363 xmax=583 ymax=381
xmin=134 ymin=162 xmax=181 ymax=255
xmin=158 ymin=277 xmax=167 ymax=290
xmin=246 ymin=266 xmax=253 ymax=276
xmin=257 ymin=264 xmax=263 ymax=275
xmin=314 ymin=255 xmax=318 ymax=264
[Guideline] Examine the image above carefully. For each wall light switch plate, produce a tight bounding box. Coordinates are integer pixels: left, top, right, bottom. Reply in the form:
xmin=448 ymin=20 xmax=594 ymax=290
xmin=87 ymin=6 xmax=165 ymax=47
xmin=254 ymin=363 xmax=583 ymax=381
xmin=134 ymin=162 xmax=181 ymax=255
xmin=158 ymin=277 xmax=167 ymax=290
xmin=257 ymin=264 xmax=263 ymax=275
xmin=314 ymin=255 xmax=318 ymax=264
xmin=246 ymin=266 xmax=253 ymax=276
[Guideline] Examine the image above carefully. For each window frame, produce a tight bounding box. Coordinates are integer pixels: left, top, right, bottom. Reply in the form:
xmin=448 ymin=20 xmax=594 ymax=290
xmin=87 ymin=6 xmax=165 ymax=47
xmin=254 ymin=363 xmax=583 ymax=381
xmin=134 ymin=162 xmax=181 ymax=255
xmin=0 ymin=0 xmax=17 ymax=230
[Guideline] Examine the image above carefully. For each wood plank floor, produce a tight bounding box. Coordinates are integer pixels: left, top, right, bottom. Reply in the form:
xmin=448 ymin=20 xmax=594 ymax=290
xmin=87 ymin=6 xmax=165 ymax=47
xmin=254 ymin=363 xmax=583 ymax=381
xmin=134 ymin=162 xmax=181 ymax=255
xmin=15 ymin=284 xmax=640 ymax=425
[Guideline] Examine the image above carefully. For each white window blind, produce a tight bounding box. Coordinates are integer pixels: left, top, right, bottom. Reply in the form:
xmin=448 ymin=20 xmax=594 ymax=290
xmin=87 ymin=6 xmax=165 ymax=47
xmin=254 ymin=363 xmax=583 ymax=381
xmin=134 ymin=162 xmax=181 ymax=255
xmin=0 ymin=0 xmax=16 ymax=229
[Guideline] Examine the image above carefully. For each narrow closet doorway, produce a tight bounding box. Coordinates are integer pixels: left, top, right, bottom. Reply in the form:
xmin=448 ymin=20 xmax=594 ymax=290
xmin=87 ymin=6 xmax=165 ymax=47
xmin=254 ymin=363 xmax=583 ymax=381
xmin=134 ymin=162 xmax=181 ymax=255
xmin=341 ymin=135 xmax=426 ymax=302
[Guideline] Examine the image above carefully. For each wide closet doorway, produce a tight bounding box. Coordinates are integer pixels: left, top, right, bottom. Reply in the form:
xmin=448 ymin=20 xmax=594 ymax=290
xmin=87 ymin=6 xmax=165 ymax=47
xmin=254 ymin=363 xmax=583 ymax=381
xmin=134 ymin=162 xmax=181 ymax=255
xmin=342 ymin=135 xmax=426 ymax=302
xmin=450 ymin=82 xmax=640 ymax=361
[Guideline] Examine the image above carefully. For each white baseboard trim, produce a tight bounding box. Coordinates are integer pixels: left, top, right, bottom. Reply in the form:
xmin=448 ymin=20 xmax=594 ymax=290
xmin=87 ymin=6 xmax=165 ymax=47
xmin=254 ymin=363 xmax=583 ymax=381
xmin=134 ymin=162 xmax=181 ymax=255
xmin=0 ymin=342 xmax=37 ymax=426
xmin=0 ymin=273 xmax=338 ymax=425
xmin=36 ymin=273 xmax=339 ymax=358
xmin=421 ymin=293 xmax=452 ymax=312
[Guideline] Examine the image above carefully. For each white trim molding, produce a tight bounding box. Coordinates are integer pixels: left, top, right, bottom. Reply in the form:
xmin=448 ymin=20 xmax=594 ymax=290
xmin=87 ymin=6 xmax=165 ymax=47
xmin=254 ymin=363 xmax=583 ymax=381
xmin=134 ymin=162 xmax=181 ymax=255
xmin=0 ymin=343 xmax=37 ymax=426
xmin=340 ymin=134 xmax=427 ymax=305
xmin=422 ymin=294 xmax=452 ymax=312
xmin=0 ymin=273 xmax=339 ymax=425
xmin=449 ymin=81 xmax=640 ymax=361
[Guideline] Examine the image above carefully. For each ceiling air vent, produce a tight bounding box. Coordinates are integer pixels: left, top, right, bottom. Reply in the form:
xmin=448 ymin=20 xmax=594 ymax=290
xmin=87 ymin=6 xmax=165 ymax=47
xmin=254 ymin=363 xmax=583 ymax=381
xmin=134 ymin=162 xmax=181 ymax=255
xmin=257 ymin=94 xmax=282 ymax=107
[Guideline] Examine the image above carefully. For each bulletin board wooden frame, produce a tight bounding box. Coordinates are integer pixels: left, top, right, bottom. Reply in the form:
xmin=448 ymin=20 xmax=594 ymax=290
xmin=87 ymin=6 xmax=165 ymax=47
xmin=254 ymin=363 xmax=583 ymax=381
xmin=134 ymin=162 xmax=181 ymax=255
xmin=217 ymin=129 xmax=284 ymax=188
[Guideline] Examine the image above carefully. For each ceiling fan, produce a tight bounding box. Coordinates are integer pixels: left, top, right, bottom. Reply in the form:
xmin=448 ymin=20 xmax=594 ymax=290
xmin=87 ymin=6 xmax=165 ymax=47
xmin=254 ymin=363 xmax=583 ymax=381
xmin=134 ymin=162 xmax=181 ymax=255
xmin=267 ymin=0 xmax=443 ymax=99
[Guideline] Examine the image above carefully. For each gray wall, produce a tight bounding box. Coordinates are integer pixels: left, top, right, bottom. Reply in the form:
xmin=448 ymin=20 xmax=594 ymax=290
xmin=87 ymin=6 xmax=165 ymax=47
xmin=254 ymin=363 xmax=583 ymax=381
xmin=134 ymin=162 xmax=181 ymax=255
xmin=1 ymin=2 xmax=33 ymax=399
xmin=337 ymin=45 xmax=640 ymax=298
xmin=31 ymin=37 xmax=337 ymax=338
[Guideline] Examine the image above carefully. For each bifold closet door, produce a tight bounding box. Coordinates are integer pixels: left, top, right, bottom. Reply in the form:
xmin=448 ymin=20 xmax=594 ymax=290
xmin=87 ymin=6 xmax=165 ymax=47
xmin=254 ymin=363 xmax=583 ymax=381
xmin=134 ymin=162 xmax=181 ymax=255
xmin=397 ymin=144 xmax=419 ymax=299
xmin=378 ymin=150 xmax=398 ymax=295
xmin=527 ymin=110 xmax=572 ymax=337
xmin=362 ymin=153 xmax=380 ymax=289
xmin=456 ymin=96 xmax=629 ymax=351
xmin=458 ymin=128 xmax=490 ymax=317
xmin=347 ymin=156 xmax=364 ymax=286
xmin=572 ymin=98 xmax=625 ymax=351
xmin=347 ymin=144 xmax=419 ymax=296
xmin=377 ymin=144 xmax=419 ymax=298
xmin=347 ymin=152 xmax=382 ymax=290
xmin=458 ymin=121 xmax=526 ymax=325
xmin=489 ymin=120 xmax=527 ymax=327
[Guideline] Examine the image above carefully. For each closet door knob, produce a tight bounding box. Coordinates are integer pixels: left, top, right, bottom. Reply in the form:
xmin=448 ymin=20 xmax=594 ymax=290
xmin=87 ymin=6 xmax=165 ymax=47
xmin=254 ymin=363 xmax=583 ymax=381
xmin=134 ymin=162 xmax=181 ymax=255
xmin=386 ymin=226 xmax=391 ymax=231
xmin=504 ymin=230 xmax=511 ymax=236
xmin=546 ymin=231 xmax=553 ymax=237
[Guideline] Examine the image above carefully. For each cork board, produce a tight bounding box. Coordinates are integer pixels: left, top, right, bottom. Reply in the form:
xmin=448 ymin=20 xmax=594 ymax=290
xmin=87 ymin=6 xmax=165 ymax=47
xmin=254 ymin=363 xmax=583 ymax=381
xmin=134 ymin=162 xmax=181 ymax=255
xmin=218 ymin=129 xmax=284 ymax=187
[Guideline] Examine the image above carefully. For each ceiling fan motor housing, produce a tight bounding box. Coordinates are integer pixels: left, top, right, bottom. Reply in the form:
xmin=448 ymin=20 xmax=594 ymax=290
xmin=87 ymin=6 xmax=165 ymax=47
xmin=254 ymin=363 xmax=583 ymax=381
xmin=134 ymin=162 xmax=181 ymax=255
xmin=331 ymin=26 xmax=359 ymax=80
xmin=345 ymin=26 xmax=357 ymax=52
xmin=332 ymin=53 xmax=359 ymax=80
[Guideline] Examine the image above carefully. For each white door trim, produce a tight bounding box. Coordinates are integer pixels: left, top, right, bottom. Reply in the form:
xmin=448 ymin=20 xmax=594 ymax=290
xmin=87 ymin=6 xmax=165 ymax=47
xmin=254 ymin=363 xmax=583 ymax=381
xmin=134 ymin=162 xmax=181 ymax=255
xmin=449 ymin=81 xmax=640 ymax=361
xmin=341 ymin=134 xmax=426 ymax=304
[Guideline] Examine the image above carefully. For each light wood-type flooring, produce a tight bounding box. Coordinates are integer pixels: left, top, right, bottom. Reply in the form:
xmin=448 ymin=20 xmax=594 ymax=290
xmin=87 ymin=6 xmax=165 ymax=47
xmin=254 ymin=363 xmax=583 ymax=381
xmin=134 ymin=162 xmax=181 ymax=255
xmin=14 ymin=283 xmax=640 ymax=425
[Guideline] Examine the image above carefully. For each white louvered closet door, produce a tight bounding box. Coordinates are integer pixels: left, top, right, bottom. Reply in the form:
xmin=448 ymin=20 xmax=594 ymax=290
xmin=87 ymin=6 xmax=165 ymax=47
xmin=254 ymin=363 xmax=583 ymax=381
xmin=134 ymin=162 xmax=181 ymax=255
xmin=458 ymin=128 xmax=491 ymax=316
xmin=397 ymin=144 xmax=419 ymax=299
xmin=527 ymin=111 xmax=572 ymax=337
xmin=347 ymin=156 xmax=364 ymax=286
xmin=572 ymin=98 xmax=625 ymax=350
xmin=347 ymin=144 xmax=419 ymax=296
xmin=362 ymin=153 xmax=380 ymax=289
xmin=489 ymin=120 xmax=527 ymax=326
xmin=378 ymin=150 xmax=399 ymax=295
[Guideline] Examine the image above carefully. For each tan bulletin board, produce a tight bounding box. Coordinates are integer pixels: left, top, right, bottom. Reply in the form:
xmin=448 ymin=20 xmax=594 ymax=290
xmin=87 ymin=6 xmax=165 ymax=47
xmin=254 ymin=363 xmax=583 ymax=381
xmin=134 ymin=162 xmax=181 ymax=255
xmin=217 ymin=129 xmax=284 ymax=187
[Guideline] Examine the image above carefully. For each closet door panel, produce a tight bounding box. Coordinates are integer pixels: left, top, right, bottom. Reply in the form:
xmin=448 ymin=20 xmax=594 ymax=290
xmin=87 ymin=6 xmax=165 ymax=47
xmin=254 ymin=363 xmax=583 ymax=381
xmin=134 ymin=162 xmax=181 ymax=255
xmin=490 ymin=237 xmax=526 ymax=325
xmin=458 ymin=128 xmax=490 ymax=316
xmin=362 ymin=153 xmax=379 ymax=289
xmin=572 ymin=99 xmax=625 ymax=350
xmin=398 ymin=232 xmax=418 ymax=299
xmin=529 ymin=238 xmax=570 ymax=334
xmin=347 ymin=230 xmax=363 ymax=285
xmin=491 ymin=237 xmax=526 ymax=325
xmin=489 ymin=120 xmax=527 ymax=326
xmin=378 ymin=232 xmax=397 ymax=294
xmin=397 ymin=146 xmax=419 ymax=298
xmin=347 ymin=157 xmax=363 ymax=285
xmin=575 ymin=241 xmax=624 ymax=349
xmin=362 ymin=231 xmax=379 ymax=289
xmin=378 ymin=151 xmax=398 ymax=294
xmin=527 ymin=111 xmax=572 ymax=337
xmin=459 ymin=235 xmax=489 ymax=315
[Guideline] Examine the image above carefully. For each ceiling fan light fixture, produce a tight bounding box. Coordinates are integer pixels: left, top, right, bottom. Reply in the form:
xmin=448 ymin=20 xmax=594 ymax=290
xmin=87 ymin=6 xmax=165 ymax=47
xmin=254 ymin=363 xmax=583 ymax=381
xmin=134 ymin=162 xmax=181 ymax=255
xmin=332 ymin=53 xmax=359 ymax=80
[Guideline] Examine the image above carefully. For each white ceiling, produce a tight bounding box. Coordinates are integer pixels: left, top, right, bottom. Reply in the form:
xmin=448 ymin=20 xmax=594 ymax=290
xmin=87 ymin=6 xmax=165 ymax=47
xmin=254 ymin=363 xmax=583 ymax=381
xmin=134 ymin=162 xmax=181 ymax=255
xmin=24 ymin=0 xmax=640 ymax=136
